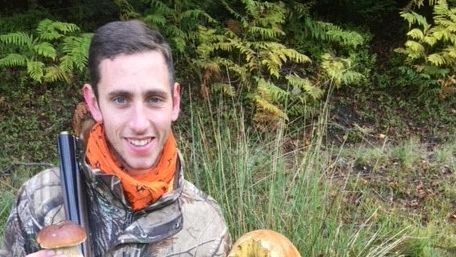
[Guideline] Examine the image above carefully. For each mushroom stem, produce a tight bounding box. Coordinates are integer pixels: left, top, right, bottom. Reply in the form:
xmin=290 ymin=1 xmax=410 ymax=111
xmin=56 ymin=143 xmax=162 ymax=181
xmin=54 ymin=246 xmax=83 ymax=257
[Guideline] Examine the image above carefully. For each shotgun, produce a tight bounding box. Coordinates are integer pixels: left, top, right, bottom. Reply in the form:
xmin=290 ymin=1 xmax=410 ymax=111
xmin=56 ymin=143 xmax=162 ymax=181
xmin=58 ymin=132 xmax=92 ymax=257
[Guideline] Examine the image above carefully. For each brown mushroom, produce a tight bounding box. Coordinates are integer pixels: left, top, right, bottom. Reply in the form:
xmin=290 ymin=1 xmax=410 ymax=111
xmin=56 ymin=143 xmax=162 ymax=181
xmin=228 ymin=229 xmax=301 ymax=257
xmin=37 ymin=220 xmax=86 ymax=257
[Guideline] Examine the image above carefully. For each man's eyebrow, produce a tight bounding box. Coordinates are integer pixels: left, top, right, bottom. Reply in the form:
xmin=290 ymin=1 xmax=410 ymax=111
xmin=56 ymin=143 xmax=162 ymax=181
xmin=107 ymin=90 xmax=131 ymax=97
xmin=144 ymin=89 xmax=168 ymax=98
xmin=106 ymin=89 xmax=169 ymax=98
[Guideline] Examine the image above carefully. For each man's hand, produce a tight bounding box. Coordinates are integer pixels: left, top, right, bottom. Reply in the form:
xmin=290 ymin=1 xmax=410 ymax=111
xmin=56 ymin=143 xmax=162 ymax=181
xmin=26 ymin=250 xmax=66 ymax=257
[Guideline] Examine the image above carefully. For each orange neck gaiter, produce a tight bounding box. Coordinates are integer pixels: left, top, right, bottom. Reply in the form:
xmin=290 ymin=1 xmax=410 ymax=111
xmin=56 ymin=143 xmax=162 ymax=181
xmin=85 ymin=123 xmax=177 ymax=211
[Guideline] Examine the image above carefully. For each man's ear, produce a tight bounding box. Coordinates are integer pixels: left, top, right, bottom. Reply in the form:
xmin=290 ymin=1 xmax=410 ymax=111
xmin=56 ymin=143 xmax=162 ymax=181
xmin=82 ymin=84 xmax=103 ymax=122
xmin=171 ymin=82 xmax=181 ymax=121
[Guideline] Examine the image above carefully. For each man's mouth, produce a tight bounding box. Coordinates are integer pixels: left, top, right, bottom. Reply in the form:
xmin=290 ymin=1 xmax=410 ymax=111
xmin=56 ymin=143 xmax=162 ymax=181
xmin=128 ymin=138 xmax=153 ymax=147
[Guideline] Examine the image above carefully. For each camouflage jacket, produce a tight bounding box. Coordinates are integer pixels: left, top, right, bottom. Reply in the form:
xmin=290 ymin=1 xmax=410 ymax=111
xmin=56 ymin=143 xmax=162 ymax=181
xmin=0 ymin=153 xmax=231 ymax=257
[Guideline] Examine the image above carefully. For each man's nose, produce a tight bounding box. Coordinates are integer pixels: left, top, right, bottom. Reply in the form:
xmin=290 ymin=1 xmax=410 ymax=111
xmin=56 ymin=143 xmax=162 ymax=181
xmin=130 ymin=104 xmax=148 ymax=133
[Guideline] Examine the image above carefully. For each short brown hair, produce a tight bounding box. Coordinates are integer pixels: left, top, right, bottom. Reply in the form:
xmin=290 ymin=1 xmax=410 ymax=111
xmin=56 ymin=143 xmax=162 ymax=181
xmin=88 ymin=20 xmax=174 ymax=98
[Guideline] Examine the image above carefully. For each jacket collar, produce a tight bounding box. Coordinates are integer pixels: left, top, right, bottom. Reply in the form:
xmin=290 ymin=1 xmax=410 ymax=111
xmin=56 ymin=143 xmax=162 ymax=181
xmin=78 ymin=148 xmax=185 ymax=245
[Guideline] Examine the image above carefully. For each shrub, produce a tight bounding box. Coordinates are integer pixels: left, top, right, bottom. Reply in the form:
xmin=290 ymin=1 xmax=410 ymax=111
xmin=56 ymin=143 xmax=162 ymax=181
xmin=395 ymin=0 xmax=456 ymax=98
xmin=0 ymin=19 xmax=92 ymax=88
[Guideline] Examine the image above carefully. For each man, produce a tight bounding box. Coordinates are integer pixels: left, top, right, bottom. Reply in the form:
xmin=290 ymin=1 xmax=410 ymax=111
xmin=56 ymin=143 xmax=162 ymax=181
xmin=0 ymin=20 xmax=231 ymax=257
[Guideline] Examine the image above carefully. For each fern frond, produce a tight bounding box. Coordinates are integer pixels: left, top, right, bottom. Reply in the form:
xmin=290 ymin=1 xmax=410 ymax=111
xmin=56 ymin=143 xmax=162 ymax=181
xmin=241 ymin=0 xmax=258 ymax=17
xmin=33 ymin=42 xmax=57 ymax=60
xmin=325 ymin=28 xmax=365 ymax=48
xmin=248 ymin=26 xmax=285 ymax=40
xmin=400 ymin=11 xmax=429 ymax=29
xmin=256 ymin=78 xmax=288 ymax=101
xmin=212 ymin=82 xmax=236 ymax=96
xmin=220 ymin=0 xmax=244 ymax=21
xmin=423 ymin=35 xmax=438 ymax=46
xmin=179 ymin=9 xmax=216 ymax=24
xmin=149 ymin=0 xmax=173 ymax=15
xmin=61 ymin=34 xmax=91 ymax=72
xmin=321 ymin=53 xmax=365 ymax=87
xmin=144 ymin=14 xmax=167 ymax=27
xmin=444 ymin=46 xmax=456 ymax=59
xmin=26 ymin=61 xmax=44 ymax=82
xmin=0 ymin=32 xmax=33 ymax=46
xmin=303 ymin=18 xmax=365 ymax=48
xmin=37 ymin=19 xmax=80 ymax=41
xmin=254 ymin=94 xmax=288 ymax=120
xmin=113 ymin=0 xmax=140 ymax=20
xmin=286 ymin=75 xmax=322 ymax=99
xmin=261 ymin=58 xmax=281 ymax=78
xmin=280 ymin=48 xmax=311 ymax=63
xmin=44 ymin=65 xmax=70 ymax=83
xmin=404 ymin=40 xmax=425 ymax=58
xmin=0 ymin=53 xmax=27 ymax=67
xmin=215 ymin=41 xmax=235 ymax=52
xmin=427 ymin=53 xmax=446 ymax=66
xmin=203 ymin=61 xmax=221 ymax=74
xmin=407 ymin=28 xmax=425 ymax=40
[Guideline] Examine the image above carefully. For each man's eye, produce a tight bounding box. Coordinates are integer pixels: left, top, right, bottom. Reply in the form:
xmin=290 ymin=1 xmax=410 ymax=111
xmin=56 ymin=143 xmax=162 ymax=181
xmin=112 ymin=96 xmax=127 ymax=105
xmin=147 ymin=96 xmax=163 ymax=104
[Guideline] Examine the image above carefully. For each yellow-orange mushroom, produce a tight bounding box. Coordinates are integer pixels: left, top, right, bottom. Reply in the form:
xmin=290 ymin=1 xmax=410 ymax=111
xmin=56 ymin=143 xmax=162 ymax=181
xmin=228 ymin=229 xmax=301 ymax=257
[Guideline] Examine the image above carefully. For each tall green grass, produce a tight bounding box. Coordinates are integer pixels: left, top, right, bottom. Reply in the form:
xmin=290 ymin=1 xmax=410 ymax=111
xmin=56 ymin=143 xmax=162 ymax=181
xmin=176 ymin=95 xmax=410 ymax=256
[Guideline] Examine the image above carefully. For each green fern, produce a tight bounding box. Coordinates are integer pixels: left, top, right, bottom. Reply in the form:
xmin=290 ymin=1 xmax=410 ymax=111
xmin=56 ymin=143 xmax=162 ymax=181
xmin=321 ymin=53 xmax=365 ymax=87
xmin=0 ymin=53 xmax=27 ymax=67
xmin=302 ymin=18 xmax=365 ymax=48
xmin=396 ymin=0 xmax=456 ymax=95
xmin=195 ymin=0 xmax=318 ymax=126
xmin=113 ymin=0 xmax=141 ymax=20
xmin=286 ymin=75 xmax=322 ymax=100
xmin=37 ymin=19 xmax=80 ymax=40
xmin=26 ymin=61 xmax=45 ymax=82
xmin=141 ymin=0 xmax=215 ymax=54
xmin=0 ymin=32 xmax=33 ymax=46
xmin=0 ymin=19 xmax=91 ymax=85
xmin=33 ymin=42 xmax=57 ymax=60
xmin=43 ymin=65 xmax=70 ymax=83
xmin=286 ymin=0 xmax=372 ymax=97
xmin=60 ymin=33 xmax=93 ymax=72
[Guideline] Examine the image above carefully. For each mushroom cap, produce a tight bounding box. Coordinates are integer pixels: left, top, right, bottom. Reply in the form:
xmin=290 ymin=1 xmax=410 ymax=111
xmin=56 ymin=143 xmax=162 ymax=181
xmin=228 ymin=229 xmax=301 ymax=257
xmin=37 ymin=221 xmax=87 ymax=249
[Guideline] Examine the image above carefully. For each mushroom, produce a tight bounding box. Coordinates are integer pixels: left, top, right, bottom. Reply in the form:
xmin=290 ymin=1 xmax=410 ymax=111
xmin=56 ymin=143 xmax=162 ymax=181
xmin=228 ymin=229 xmax=301 ymax=257
xmin=37 ymin=220 xmax=87 ymax=257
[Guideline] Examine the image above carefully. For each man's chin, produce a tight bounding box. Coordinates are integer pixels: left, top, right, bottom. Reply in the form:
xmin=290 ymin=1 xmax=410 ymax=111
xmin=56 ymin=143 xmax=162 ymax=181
xmin=123 ymin=160 xmax=157 ymax=175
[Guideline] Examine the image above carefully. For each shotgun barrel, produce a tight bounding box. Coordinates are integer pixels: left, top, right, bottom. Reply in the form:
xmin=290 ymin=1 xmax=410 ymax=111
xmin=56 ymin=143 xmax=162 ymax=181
xmin=58 ymin=132 xmax=92 ymax=257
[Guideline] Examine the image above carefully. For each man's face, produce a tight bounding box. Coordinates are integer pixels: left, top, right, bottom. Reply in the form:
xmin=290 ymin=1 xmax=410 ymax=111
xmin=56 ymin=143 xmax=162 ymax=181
xmin=83 ymin=51 xmax=180 ymax=175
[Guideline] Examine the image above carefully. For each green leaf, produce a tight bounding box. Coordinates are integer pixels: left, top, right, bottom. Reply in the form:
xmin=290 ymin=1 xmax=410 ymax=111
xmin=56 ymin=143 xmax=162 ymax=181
xmin=212 ymin=83 xmax=236 ymax=97
xmin=254 ymin=94 xmax=288 ymax=120
xmin=405 ymin=40 xmax=425 ymax=58
xmin=0 ymin=32 xmax=33 ymax=46
xmin=0 ymin=54 xmax=27 ymax=67
xmin=427 ymin=53 xmax=446 ymax=66
xmin=33 ymin=42 xmax=57 ymax=60
xmin=144 ymin=14 xmax=167 ymax=27
xmin=26 ymin=61 xmax=44 ymax=82
xmin=37 ymin=19 xmax=79 ymax=41
xmin=286 ymin=75 xmax=322 ymax=99
xmin=44 ymin=65 xmax=69 ymax=83
xmin=423 ymin=35 xmax=438 ymax=46
xmin=407 ymin=28 xmax=425 ymax=40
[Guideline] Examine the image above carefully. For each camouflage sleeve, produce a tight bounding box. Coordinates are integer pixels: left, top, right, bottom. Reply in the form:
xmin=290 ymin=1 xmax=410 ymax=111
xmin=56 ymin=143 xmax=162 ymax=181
xmin=0 ymin=168 xmax=62 ymax=257
xmin=0 ymin=186 xmax=35 ymax=257
xmin=210 ymin=226 xmax=231 ymax=257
